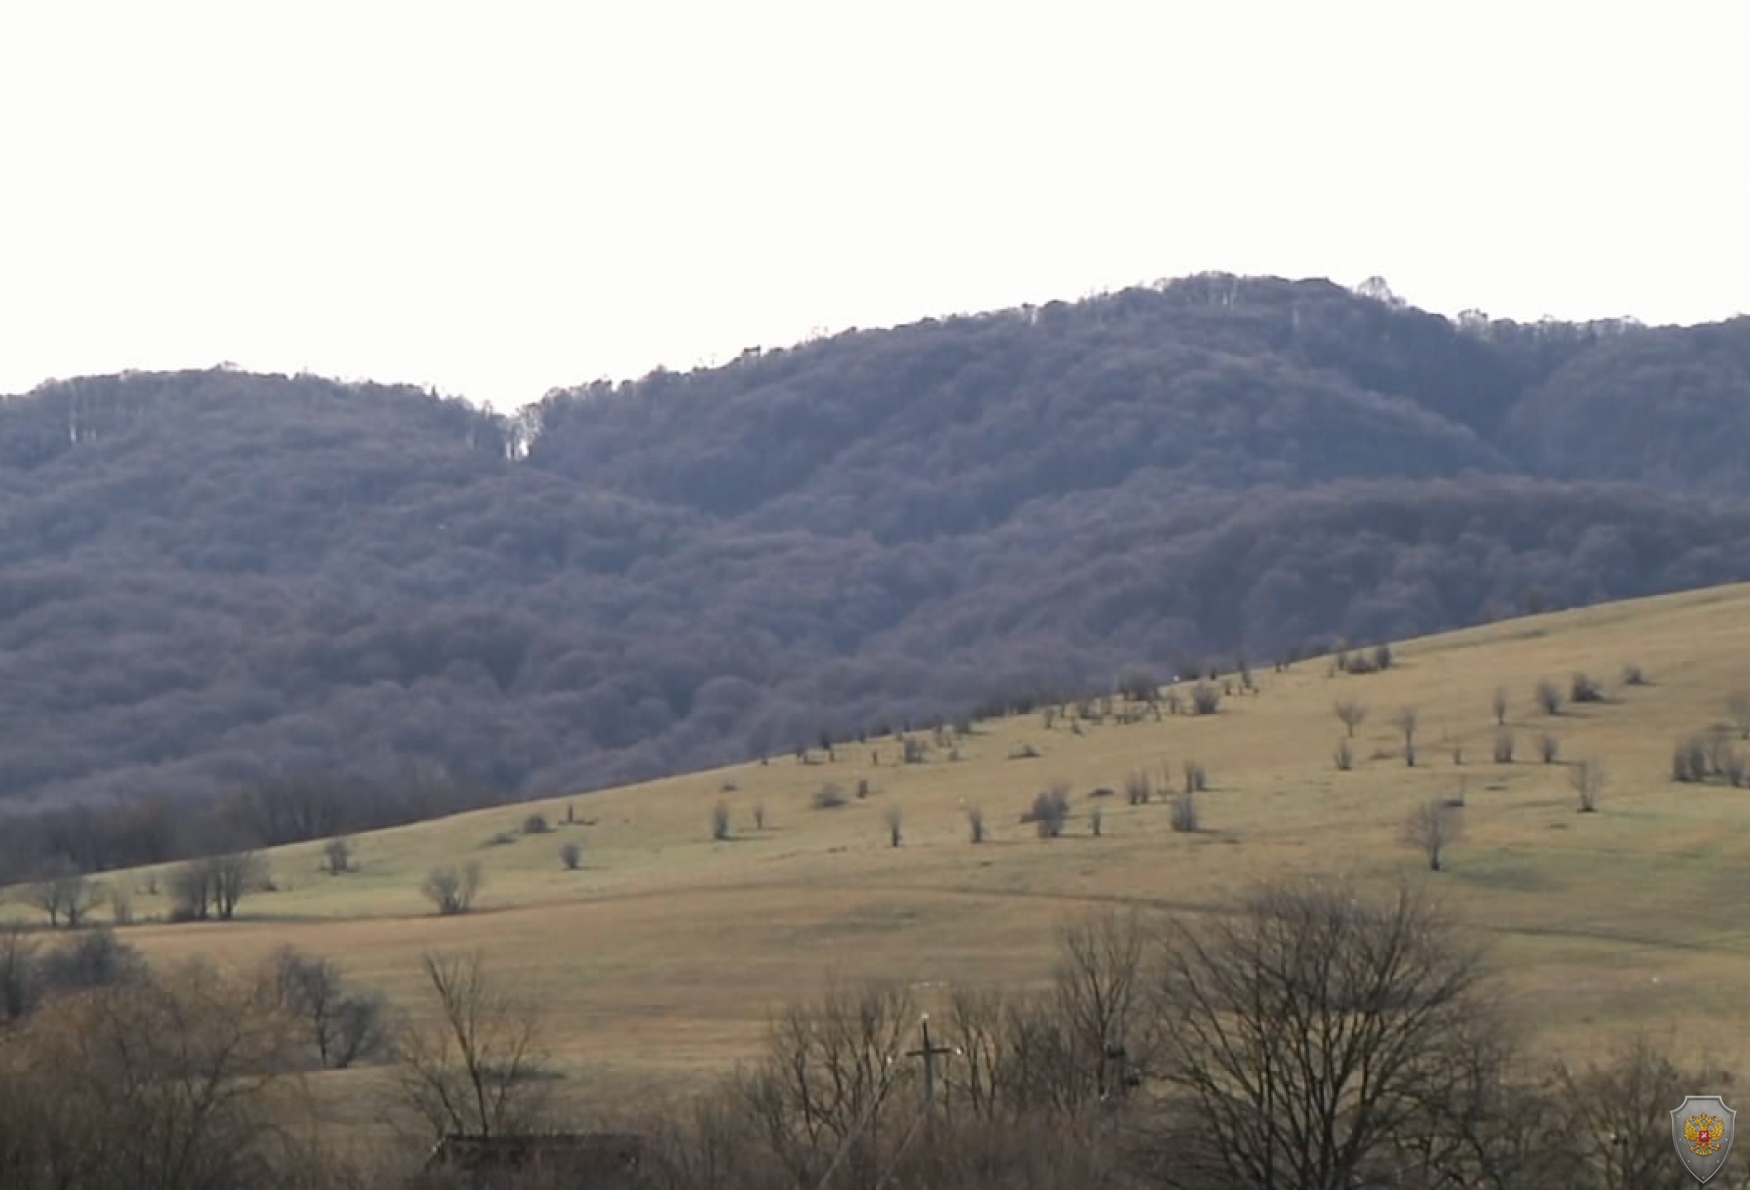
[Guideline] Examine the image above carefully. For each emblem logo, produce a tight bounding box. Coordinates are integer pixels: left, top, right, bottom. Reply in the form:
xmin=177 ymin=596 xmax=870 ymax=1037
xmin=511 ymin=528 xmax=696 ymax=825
xmin=1672 ymin=1095 xmax=1737 ymax=1184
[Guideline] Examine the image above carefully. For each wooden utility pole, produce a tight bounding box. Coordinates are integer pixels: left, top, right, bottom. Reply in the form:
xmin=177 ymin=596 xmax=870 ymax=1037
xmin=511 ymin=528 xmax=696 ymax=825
xmin=906 ymin=1014 xmax=954 ymax=1118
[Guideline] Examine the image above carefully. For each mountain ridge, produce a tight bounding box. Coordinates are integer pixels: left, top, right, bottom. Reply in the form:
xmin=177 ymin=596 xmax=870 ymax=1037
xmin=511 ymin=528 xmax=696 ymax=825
xmin=2 ymin=272 xmax=1747 ymax=828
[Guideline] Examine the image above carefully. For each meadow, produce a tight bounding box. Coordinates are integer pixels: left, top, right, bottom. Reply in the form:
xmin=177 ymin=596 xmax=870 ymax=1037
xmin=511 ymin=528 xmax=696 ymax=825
xmin=11 ymin=581 xmax=1750 ymax=1127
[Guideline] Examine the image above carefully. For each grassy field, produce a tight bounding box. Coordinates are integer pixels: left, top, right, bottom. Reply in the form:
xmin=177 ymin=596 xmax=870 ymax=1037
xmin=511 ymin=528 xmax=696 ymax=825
xmin=11 ymin=581 xmax=1750 ymax=1119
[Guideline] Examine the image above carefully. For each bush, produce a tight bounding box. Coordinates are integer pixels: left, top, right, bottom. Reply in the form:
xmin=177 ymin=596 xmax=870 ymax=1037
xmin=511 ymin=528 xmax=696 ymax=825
xmin=1025 ymin=784 xmax=1072 ymax=838
xmin=1535 ymin=679 xmax=1563 ymax=715
xmin=421 ymin=863 xmax=482 ymax=916
xmin=752 ymin=802 xmax=768 ymax=830
xmin=1622 ymin=663 xmax=1648 ymax=686
xmin=1673 ymin=735 xmax=1710 ymax=783
xmin=559 ymin=842 xmax=582 ymax=870
xmin=1124 ymin=771 xmax=1152 ymax=806
xmin=968 ymin=806 xmax=986 ymax=844
xmin=1089 ymin=806 xmax=1104 ymax=837
xmin=1493 ymin=730 xmax=1516 ymax=764
xmin=322 ymin=837 xmax=353 ymax=875
xmin=521 ymin=813 xmax=551 ymax=835
xmin=884 ymin=805 xmax=903 ymax=848
xmin=711 ymin=800 xmax=732 ymax=841
xmin=1539 ymin=734 xmax=1560 ymax=765
xmin=813 ymin=783 xmax=848 ymax=810
xmin=1170 ymin=791 xmax=1199 ymax=833
xmin=1334 ymin=739 xmax=1354 ymax=771
xmin=1190 ymin=682 xmax=1222 ymax=715
xmin=1570 ymin=760 xmax=1603 ymax=812
xmin=1182 ymin=760 xmax=1208 ymax=793
xmin=1570 ymin=673 xmax=1604 ymax=704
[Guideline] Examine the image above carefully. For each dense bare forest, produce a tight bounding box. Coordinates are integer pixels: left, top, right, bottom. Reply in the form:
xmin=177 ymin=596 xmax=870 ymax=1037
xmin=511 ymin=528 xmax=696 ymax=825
xmin=3 ymin=274 xmax=1749 ymax=858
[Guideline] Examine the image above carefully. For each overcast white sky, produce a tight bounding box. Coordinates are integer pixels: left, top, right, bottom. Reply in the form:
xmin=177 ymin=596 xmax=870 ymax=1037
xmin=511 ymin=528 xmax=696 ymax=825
xmin=2 ymin=1 xmax=1744 ymax=408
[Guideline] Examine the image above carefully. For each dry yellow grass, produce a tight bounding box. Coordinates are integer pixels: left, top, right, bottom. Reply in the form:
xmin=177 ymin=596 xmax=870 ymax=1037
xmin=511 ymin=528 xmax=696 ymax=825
xmin=12 ymin=581 xmax=1750 ymax=1114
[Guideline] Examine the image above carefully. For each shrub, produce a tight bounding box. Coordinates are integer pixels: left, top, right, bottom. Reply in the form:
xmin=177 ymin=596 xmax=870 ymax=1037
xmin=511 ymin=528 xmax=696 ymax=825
xmin=883 ymin=805 xmax=903 ymax=848
xmin=1492 ymin=687 xmax=1509 ymax=726
xmin=1622 ymin=663 xmax=1648 ymax=686
xmin=1570 ymin=759 xmax=1604 ymax=812
xmin=1334 ymin=739 xmax=1354 ymax=771
xmin=1190 ymin=682 xmax=1221 ymax=715
xmin=968 ymin=806 xmax=986 ymax=844
xmin=521 ymin=813 xmax=551 ymax=835
xmin=421 ymin=863 xmax=482 ymax=916
xmin=1673 ymin=735 xmax=1710 ymax=783
xmin=1124 ymin=771 xmax=1152 ymax=806
xmin=1493 ymin=730 xmax=1516 ymax=764
xmin=752 ymin=802 xmax=768 ymax=830
xmin=322 ymin=837 xmax=353 ymax=875
xmin=711 ymin=800 xmax=732 ymax=841
xmin=1170 ymin=791 xmax=1199 ymax=833
xmin=813 ymin=783 xmax=848 ymax=810
xmin=1535 ymin=679 xmax=1563 ymax=715
xmin=1570 ymin=673 xmax=1604 ymax=704
xmin=1089 ymin=806 xmax=1104 ymax=837
xmin=1372 ymin=643 xmax=1394 ymax=671
xmin=1025 ymin=784 xmax=1072 ymax=838
xmin=856 ymin=778 xmax=872 ymax=799
xmin=1539 ymin=734 xmax=1560 ymax=765
xmin=559 ymin=842 xmax=582 ymax=870
xmin=1182 ymin=760 xmax=1208 ymax=793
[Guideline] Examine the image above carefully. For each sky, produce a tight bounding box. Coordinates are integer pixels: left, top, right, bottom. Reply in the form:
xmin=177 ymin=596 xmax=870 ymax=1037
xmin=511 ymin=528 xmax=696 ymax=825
xmin=2 ymin=0 xmax=1744 ymax=410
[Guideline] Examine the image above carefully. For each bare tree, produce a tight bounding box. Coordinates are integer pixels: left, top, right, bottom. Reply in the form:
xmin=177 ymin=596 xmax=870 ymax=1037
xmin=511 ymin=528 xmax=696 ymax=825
xmin=322 ymin=836 xmax=353 ymax=875
xmin=883 ymin=804 xmax=903 ymax=848
xmin=1392 ymin=705 xmax=1420 ymax=767
xmin=1492 ymin=687 xmax=1509 ymax=726
xmin=210 ymin=851 xmax=267 ymax=921
xmin=1535 ymin=679 xmax=1563 ymax=715
xmin=1170 ymin=790 xmax=1200 ymax=833
xmin=559 ymin=841 xmax=582 ymax=870
xmin=1333 ymin=739 xmax=1354 ymax=771
xmin=394 ymin=950 xmax=551 ymax=1139
xmin=1189 ymin=682 xmax=1221 ymax=715
xmin=1141 ymin=877 xmax=1493 ymax=1190
xmin=711 ymin=800 xmax=732 ymax=841
xmin=968 ymin=805 xmax=986 ymax=844
xmin=1570 ymin=758 xmax=1604 ymax=812
xmin=421 ymin=862 xmax=483 ymax=916
xmin=27 ymin=860 xmax=102 ymax=930
xmin=269 ymin=946 xmax=390 ymax=1070
xmin=1334 ymin=699 xmax=1367 ymax=739
xmin=1026 ymin=784 xmax=1072 ymax=838
xmin=1728 ymin=690 xmax=1750 ymax=741
xmin=1402 ymin=798 xmax=1466 ymax=871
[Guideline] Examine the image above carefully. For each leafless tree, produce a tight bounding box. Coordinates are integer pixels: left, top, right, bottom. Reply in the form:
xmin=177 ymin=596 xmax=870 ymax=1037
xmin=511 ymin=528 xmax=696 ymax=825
xmin=711 ymin=800 xmax=732 ymax=841
xmin=421 ymin=862 xmax=483 ymax=916
xmin=26 ymin=860 xmax=102 ymax=930
xmin=559 ymin=841 xmax=582 ymax=870
xmin=1728 ymin=690 xmax=1750 ymax=741
xmin=1189 ymin=682 xmax=1221 ymax=715
xmin=1393 ymin=705 xmax=1420 ymax=766
xmin=1402 ymin=797 xmax=1466 ymax=871
xmin=1492 ymin=687 xmax=1509 ymax=726
xmin=1535 ymin=678 xmax=1563 ymax=715
xmin=883 ymin=804 xmax=903 ymax=847
xmin=322 ymin=836 xmax=353 ymax=875
xmin=394 ymin=950 xmax=552 ymax=1139
xmin=1334 ymin=699 xmax=1367 ymax=738
xmin=1139 ymin=877 xmax=1492 ymax=1190
xmin=1334 ymin=739 xmax=1354 ymax=770
xmin=1570 ymin=758 xmax=1604 ymax=812
xmin=269 ymin=946 xmax=390 ymax=1070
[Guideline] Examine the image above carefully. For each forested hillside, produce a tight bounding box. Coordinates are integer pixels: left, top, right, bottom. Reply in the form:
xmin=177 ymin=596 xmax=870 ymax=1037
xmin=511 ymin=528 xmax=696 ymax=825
xmin=3 ymin=273 xmax=1749 ymax=839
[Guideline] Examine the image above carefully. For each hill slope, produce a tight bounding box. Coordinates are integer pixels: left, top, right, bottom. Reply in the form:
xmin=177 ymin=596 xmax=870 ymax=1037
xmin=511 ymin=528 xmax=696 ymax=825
xmin=18 ymin=582 xmax=1750 ymax=1105
xmin=2 ymin=274 xmax=1749 ymax=825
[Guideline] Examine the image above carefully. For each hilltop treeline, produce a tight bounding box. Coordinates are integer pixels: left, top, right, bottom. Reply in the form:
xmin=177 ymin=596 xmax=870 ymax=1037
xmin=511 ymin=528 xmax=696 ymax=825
xmin=2 ymin=274 xmax=1748 ymax=835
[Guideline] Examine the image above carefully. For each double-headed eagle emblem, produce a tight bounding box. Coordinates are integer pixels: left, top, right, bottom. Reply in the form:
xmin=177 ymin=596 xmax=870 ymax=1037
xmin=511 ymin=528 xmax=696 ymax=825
xmin=1685 ymin=1111 xmax=1726 ymax=1157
